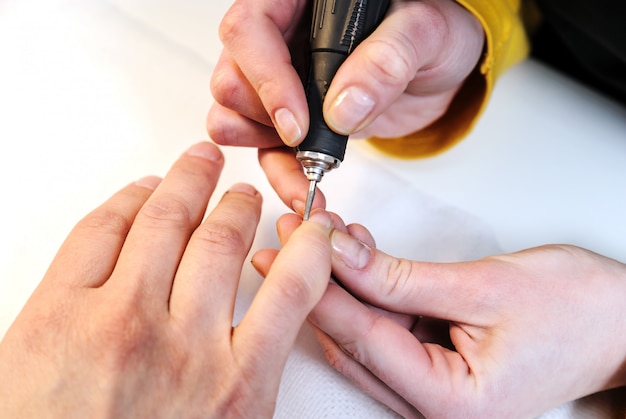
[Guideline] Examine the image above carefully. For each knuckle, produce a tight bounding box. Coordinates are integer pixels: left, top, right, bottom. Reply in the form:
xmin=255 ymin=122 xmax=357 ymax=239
xmin=255 ymin=77 xmax=280 ymax=109
xmin=76 ymin=208 xmax=133 ymax=239
xmin=206 ymin=110 xmax=236 ymax=145
xmin=271 ymin=269 xmax=314 ymax=306
xmin=195 ymin=220 xmax=248 ymax=255
xmin=323 ymin=344 xmax=351 ymax=374
xmin=217 ymin=3 xmax=247 ymax=46
xmin=324 ymin=315 xmax=379 ymax=371
xmin=138 ymin=194 xmax=193 ymax=229
xmin=362 ymin=36 xmax=416 ymax=87
xmin=210 ymin=68 xmax=245 ymax=110
xmin=382 ymin=257 xmax=416 ymax=299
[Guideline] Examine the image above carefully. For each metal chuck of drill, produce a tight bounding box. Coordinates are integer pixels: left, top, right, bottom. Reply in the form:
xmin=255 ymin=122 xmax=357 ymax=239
xmin=297 ymin=0 xmax=389 ymax=220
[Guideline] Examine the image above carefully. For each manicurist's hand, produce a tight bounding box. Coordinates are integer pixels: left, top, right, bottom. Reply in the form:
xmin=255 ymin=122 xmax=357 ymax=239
xmin=258 ymin=216 xmax=626 ymax=418
xmin=207 ymin=0 xmax=484 ymax=210
xmin=0 ymin=142 xmax=334 ymax=418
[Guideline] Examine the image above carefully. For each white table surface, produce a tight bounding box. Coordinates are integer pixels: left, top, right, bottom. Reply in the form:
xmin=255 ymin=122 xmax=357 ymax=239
xmin=1 ymin=1 xmax=625 ymax=417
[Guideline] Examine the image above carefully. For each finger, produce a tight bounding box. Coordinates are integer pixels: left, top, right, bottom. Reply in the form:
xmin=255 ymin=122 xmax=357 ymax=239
xmin=309 ymin=280 xmax=472 ymax=417
xmin=169 ymin=183 xmax=262 ymax=335
xmin=323 ymin=0 xmax=482 ymax=135
xmin=346 ymin=223 xmax=376 ymax=248
xmin=329 ymin=228 xmax=498 ymax=323
xmin=43 ymin=177 xmax=161 ymax=289
xmin=274 ymin=212 xmax=346 ymax=247
xmin=218 ymin=0 xmax=309 ymax=146
xmin=210 ymin=50 xmax=272 ymax=126
xmin=249 ymin=212 xmax=333 ymax=277
xmin=309 ymin=324 xmax=423 ymax=419
xmin=106 ymin=142 xmax=224 ymax=304
xmin=258 ymin=147 xmax=326 ymax=213
xmin=250 ymin=248 xmax=279 ymax=279
xmin=234 ymin=209 xmax=333 ymax=385
xmin=273 ymin=216 xmax=415 ymax=331
xmin=207 ymin=102 xmax=284 ymax=148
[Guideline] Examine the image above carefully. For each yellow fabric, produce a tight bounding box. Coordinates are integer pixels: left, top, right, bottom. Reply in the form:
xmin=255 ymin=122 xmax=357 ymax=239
xmin=368 ymin=0 xmax=530 ymax=158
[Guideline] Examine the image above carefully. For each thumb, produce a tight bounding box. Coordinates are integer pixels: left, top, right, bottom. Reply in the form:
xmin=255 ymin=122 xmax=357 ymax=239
xmin=330 ymin=228 xmax=494 ymax=323
xmin=322 ymin=0 xmax=484 ymax=136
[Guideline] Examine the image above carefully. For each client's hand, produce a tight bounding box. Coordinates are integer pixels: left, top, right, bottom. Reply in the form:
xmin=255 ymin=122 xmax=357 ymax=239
xmin=258 ymin=216 xmax=626 ymax=418
xmin=0 ymin=142 xmax=334 ymax=418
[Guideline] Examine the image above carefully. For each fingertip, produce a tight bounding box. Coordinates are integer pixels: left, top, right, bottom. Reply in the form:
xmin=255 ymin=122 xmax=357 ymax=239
xmin=250 ymin=248 xmax=278 ymax=278
xmin=291 ymin=199 xmax=305 ymax=216
xmin=185 ymin=141 xmax=223 ymax=162
xmin=275 ymin=212 xmax=303 ymax=245
xmin=329 ymin=211 xmax=348 ymax=233
xmin=306 ymin=209 xmax=333 ymax=230
xmin=331 ymin=229 xmax=372 ymax=270
xmin=346 ymin=223 xmax=377 ymax=248
xmin=225 ymin=182 xmax=260 ymax=198
xmin=292 ymin=190 xmax=327 ymax=217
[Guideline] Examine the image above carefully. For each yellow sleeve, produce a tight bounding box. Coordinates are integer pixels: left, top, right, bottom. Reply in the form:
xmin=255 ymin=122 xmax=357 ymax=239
xmin=367 ymin=0 xmax=530 ymax=158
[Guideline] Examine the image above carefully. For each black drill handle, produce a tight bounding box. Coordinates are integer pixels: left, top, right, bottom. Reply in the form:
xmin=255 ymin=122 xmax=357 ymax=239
xmin=298 ymin=0 xmax=390 ymax=160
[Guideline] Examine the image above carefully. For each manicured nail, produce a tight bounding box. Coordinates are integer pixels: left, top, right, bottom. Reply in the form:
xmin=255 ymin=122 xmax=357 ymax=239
xmin=226 ymin=183 xmax=258 ymax=197
xmin=327 ymin=86 xmax=375 ymax=133
xmin=331 ymin=229 xmax=371 ymax=270
xmin=134 ymin=175 xmax=162 ymax=190
xmin=186 ymin=142 xmax=223 ymax=161
xmin=274 ymin=108 xmax=302 ymax=147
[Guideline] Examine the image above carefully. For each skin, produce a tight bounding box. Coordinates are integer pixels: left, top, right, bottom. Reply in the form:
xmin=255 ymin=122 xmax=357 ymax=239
xmin=1 ymin=142 xmax=623 ymax=417
xmin=0 ymin=142 xmax=335 ymax=418
xmin=254 ymin=217 xmax=626 ymax=418
xmin=207 ymin=0 xmax=485 ymax=209
xmin=207 ymin=1 xmax=626 ymax=416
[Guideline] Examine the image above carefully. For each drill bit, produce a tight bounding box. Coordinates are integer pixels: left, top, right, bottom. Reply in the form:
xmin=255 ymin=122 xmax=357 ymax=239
xmin=297 ymin=151 xmax=335 ymax=220
xmin=303 ymin=179 xmax=317 ymax=220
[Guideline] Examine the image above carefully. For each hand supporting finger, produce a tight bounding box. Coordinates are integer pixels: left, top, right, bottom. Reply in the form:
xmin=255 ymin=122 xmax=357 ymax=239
xmin=308 ymin=281 xmax=464 ymax=416
xmin=309 ymin=307 xmax=424 ymax=419
xmin=329 ymin=228 xmax=496 ymax=324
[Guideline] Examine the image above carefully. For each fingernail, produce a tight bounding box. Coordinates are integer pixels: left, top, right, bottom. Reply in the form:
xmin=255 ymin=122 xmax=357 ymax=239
xmin=226 ymin=183 xmax=259 ymax=197
xmin=134 ymin=175 xmax=162 ymax=191
xmin=250 ymin=258 xmax=266 ymax=277
xmin=292 ymin=199 xmax=305 ymax=215
xmin=331 ymin=229 xmax=371 ymax=269
xmin=186 ymin=142 xmax=223 ymax=161
xmin=327 ymin=86 xmax=375 ymax=133
xmin=306 ymin=209 xmax=333 ymax=229
xmin=274 ymin=108 xmax=302 ymax=147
